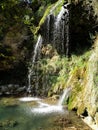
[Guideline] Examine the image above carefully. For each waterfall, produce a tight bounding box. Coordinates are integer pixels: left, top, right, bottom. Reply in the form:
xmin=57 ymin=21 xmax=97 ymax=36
xmin=27 ymin=2 xmax=70 ymax=95
xmin=42 ymin=2 xmax=70 ymax=55
xmin=53 ymin=2 xmax=70 ymax=55
xmin=55 ymin=7 xmax=65 ymax=27
xmin=27 ymin=35 xmax=42 ymax=94
xmin=58 ymin=87 xmax=71 ymax=106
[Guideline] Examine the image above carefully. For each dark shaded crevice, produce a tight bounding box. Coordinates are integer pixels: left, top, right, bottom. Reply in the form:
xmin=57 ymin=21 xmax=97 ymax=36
xmin=72 ymin=108 xmax=77 ymax=112
xmin=82 ymin=109 xmax=88 ymax=117
xmin=0 ymin=62 xmax=28 ymax=86
xmin=69 ymin=1 xmax=97 ymax=56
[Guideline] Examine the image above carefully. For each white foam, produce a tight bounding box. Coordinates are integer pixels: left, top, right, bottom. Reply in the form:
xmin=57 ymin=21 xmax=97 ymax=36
xmin=32 ymin=105 xmax=63 ymax=114
xmin=19 ymin=97 xmax=41 ymax=102
xmin=38 ymin=101 xmax=50 ymax=107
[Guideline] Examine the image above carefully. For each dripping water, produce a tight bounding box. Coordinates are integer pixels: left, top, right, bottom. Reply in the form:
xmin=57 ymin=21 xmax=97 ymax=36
xmin=47 ymin=15 xmax=50 ymax=42
xmin=65 ymin=7 xmax=69 ymax=57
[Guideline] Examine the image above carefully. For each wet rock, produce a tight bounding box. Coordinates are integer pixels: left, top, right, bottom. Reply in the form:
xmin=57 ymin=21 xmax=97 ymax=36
xmin=51 ymin=95 xmax=60 ymax=100
xmin=1 ymin=86 xmax=9 ymax=92
xmin=16 ymin=86 xmax=26 ymax=92
xmin=0 ymin=84 xmax=27 ymax=96
xmin=7 ymin=84 xmax=14 ymax=89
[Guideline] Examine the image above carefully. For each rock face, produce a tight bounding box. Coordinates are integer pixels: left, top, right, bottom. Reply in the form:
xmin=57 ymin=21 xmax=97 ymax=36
xmin=0 ymin=25 xmax=33 ymax=85
xmin=0 ymin=1 xmax=34 ymax=86
xmin=0 ymin=84 xmax=26 ymax=96
xmin=67 ymin=35 xmax=98 ymax=127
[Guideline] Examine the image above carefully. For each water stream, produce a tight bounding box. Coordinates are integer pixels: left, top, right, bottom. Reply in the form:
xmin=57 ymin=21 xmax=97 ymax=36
xmin=27 ymin=35 xmax=42 ymax=93
xmin=58 ymin=87 xmax=71 ymax=106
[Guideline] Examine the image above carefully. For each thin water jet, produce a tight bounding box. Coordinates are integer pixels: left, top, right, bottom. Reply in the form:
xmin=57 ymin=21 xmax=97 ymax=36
xmin=58 ymin=87 xmax=71 ymax=106
xmin=27 ymin=35 xmax=42 ymax=94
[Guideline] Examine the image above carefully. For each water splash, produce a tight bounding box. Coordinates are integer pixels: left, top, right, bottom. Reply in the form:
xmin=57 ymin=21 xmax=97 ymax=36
xmin=19 ymin=87 xmax=71 ymax=114
xmin=32 ymin=105 xmax=63 ymax=114
xmin=58 ymin=87 xmax=71 ymax=106
xmin=32 ymin=87 xmax=71 ymax=114
xmin=31 ymin=87 xmax=71 ymax=114
xmin=27 ymin=35 xmax=42 ymax=94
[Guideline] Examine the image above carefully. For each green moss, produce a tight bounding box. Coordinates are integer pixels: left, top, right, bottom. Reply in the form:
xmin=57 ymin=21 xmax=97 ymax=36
xmin=34 ymin=0 xmax=65 ymax=35
xmin=39 ymin=46 xmax=91 ymax=98
xmin=53 ymin=0 xmax=64 ymax=16
xmin=34 ymin=5 xmax=53 ymax=35
xmin=68 ymin=94 xmax=77 ymax=110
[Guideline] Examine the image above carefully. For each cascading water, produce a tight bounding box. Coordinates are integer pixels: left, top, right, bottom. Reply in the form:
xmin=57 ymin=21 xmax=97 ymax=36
xmin=25 ymin=1 xmax=70 ymax=100
xmin=43 ymin=2 xmax=70 ymax=56
xmin=58 ymin=87 xmax=71 ymax=106
xmin=54 ymin=6 xmax=65 ymax=53
xmin=54 ymin=3 xmax=70 ymax=55
xmin=27 ymin=35 xmax=42 ymax=94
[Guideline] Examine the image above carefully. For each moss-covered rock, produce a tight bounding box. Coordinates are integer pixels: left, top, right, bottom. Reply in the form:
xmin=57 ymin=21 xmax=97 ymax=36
xmin=66 ymin=35 xmax=98 ymax=126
